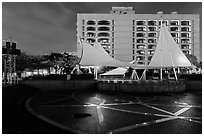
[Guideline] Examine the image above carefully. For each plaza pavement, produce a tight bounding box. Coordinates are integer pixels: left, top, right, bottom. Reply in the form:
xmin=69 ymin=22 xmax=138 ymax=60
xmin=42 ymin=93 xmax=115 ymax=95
xmin=26 ymin=90 xmax=202 ymax=134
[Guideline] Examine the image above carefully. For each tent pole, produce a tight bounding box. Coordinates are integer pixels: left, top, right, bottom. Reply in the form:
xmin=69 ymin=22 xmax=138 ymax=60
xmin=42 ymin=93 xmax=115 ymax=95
xmin=173 ymin=68 xmax=178 ymax=81
xmin=95 ymin=67 xmax=98 ymax=80
xmin=160 ymin=68 xmax=162 ymax=81
xmin=144 ymin=69 xmax=146 ymax=80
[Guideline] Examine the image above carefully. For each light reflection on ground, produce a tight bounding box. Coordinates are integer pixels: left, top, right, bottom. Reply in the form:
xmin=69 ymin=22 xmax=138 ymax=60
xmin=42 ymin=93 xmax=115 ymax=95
xmin=27 ymin=91 xmax=202 ymax=134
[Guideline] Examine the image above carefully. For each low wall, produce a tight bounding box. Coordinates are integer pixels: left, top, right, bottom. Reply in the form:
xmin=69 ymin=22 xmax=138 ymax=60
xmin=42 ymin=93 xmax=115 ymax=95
xmin=185 ymin=80 xmax=202 ymax=91
xmin=22 ymin=80 xmax=97 ymax=92
xmin=98 ymin=80 xmax=186 ymax=93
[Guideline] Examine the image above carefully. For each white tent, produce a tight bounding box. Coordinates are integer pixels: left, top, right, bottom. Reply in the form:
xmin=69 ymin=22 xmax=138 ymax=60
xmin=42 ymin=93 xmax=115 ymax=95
xmin=149 ymin=24 xmax=191 ymax=68
xmin=77 ymin=38 xmax=146 ymax=68
xmin=148 ymin=23 xmax=191 ymax=80
xmin=100 ymin=67 xmax=127 ymax=76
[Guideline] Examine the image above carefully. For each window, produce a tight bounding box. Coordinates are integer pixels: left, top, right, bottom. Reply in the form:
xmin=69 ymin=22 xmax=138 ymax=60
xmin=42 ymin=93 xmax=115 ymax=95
xmin=98 ymin=20 xmax=110 ymax=25
xmin=137 ymin=20 xmax=146 ymax=25
xmin=137 ymin=27 xmax=146 ymax=31
xmin=170 ymin=20 xmax=179 ymax=26
xmin=181 ymin=27 xmax=190 ymax=31
xmin=148 ymin=27 xmax=156 ymax=31
xmin=181 ymin=20 xmax=190 ymax=26
xmin=86 ymin=27 xmax=95 ymax=31
xmin=98 ymin=26 xmax=110 ymax=31
xmin=137 ymin=33 xmax=145 ymax=37
xmin=148 ymin=33 xmax=157 ymax=37
xmin=170 ymin=27 xmax=179 ymax=31
xmin=86 ymin=20 xmax=95 ymax=25
xmin=171 ymin=33 xmax=179 ymax=37
xmin=148 ymin=21 xmax=157 ymax=26
xmin=181 ymin=33 xmax=190 ymax=38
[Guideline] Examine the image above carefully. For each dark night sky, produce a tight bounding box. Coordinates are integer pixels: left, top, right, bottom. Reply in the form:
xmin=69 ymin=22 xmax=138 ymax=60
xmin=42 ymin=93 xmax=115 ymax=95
xmin=2 ymin=2 xmax=202 ymax=55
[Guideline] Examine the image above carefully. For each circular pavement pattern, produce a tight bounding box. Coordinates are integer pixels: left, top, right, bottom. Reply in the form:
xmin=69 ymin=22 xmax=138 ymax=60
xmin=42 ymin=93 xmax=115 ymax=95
xmin=26 ymin=90 xmax=202 ymax=134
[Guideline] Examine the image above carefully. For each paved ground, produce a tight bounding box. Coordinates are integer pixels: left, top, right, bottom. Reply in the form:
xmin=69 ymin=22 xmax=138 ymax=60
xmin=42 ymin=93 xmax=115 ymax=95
xmin=2 ymin=85 xmax=72 ymax=134
xmin=27 ymin=89 xmax=202 ymax=134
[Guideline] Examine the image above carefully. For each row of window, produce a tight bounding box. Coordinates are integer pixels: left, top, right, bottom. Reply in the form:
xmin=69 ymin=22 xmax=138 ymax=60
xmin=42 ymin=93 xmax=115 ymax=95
xmin=133 ymin=26 xmax=191 ymax=32
xmin=133 ymin=38 xmax=191 ymax=44
xmin=133 ymin=20 xmax=191 ymax=26
xmin=83 ymin=20 xmax=113 ymax=25
xmin=83 ymin=20 xmax=191 ymax=26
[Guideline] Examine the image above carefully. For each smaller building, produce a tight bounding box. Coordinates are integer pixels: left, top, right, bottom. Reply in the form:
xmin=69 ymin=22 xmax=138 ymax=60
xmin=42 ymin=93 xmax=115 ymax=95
xmin=2 ymin=38 xmax=21 ymax=85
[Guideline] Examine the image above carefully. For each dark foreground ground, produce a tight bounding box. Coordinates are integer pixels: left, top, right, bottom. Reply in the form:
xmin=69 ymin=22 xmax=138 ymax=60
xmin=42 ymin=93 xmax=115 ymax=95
xmin=2 ymin=84 xmax=73 ymax=134
xmin=2 ymin=84 xmax=202 ymax=134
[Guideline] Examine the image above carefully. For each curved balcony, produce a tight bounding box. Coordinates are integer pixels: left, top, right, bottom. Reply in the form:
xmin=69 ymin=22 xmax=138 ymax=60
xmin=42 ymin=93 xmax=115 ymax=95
xmin=148 ymin=27 xmax=157 ymax=31
xmin=98 ymin=26 xmax=111 ymax=31
xmin=137 ymin=21 xmax=146 ymax=26
xmin=136 ymin=56 xmax=145 ymax=61
xmin=136 ymin=50 xmax=145 ymax=55
xmin=137 ymin=38 xmax=146 ymax=43
xmin=148 ymin=21 xmax=157 ymax=26
xmin=137 ymin=27 xmax=146 ymax=31
xmin=98 ymin=20 xmax=110 ymax=25
xmin=137 ymin=44 xmax=146 ymax=49
xmin=86 ymin=38 xmax=96 ymax=43
xmin=170 ymin=20 xmax=179 ymax=26
xmin=181 ymin=33 xmax=191 ymax=38
xmin=86 ymin=20 xmax=96 ymax=25
xmin=148 ymin=33 xmax=157 ymax=37
xmin=137 ymin=33 xmax=145 ymax=37
xmin=181 ymin=21 xmax=190 ymax=26
xmin=181 ymin=27 xmax=191 ymax=32
xmin=181 ymin=44 xmax=190 ymax=49
xmin=86 ymin=26 xmax=96 ymax=31
xmin=182 ymin=50 xmax=190 ymax=54
xmin=148 ymin=38 xmax=157 ymax=43
xmin=170 ymin=27 xmax=179 ymax=31
xmin=148 ymin=44 xmax=156 ymax=49
xmin=98 ymin=38 xmax=110 ymax=44
xmin=170 ymin=33 xmax=179 ymax=37
xmin=181 ymin=38 xmax=191 ymax=43
xmin=148 ymin=56 xmax=152 ymax=61
xmin=98 ymin=32 xmax=110 ymax=37
xmin=86 ymin=32 xmax=96 ymax=37
xmin=148 ymin=50 xmax=155 ymax=55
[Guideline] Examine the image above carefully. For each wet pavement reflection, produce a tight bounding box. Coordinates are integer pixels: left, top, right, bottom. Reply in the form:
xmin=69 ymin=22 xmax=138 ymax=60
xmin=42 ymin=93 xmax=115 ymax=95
xmin=27 ymin=90 xmax=202 ymax=134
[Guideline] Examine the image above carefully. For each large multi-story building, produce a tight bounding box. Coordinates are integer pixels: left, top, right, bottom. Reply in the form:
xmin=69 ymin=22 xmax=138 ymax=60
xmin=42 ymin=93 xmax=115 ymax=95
xmin=77 ymin=7 xmax=200 ymax=65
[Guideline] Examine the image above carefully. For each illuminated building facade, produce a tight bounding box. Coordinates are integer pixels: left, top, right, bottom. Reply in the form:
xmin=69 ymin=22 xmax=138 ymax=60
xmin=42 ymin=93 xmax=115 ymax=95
xmin=77 ymin=7 xmax=200 ymax=65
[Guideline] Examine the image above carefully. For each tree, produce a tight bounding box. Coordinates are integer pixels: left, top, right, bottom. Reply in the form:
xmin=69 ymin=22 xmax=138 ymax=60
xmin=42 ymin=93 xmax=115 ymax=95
xmin=16 ymin=52 xmax=30 ymax=72
xmin=47 ymin=52 xmax=80 ymax=74
xmin=185 ymin=54 xmax=201 ymax=68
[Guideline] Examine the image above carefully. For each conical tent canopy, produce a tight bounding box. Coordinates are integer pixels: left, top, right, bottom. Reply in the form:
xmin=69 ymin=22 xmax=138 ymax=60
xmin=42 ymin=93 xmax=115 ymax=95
xmin=93 ymin=42 xmax=110 ymax=56
xmin=149 ymin=24 xmax=191 ymax=68
xmin=77 ymin=38 xmax=145 ymax=68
